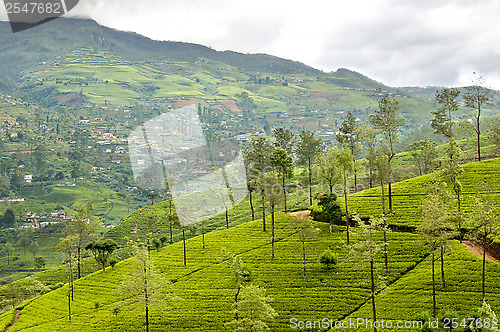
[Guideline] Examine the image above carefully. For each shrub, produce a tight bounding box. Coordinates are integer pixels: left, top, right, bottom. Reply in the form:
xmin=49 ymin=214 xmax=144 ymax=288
xmin=313 ymin=193 xmax=342 ymax=225
xmin=415 ymin=311 xmax=433 ymax=332
xmin=319 ymin=249 xmax=338 ymax=270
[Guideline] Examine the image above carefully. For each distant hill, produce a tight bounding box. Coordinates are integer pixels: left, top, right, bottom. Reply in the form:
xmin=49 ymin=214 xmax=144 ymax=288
xmin=0 ymin=18 xmax=321 ymax=78
xmin=2 ymin=17 xmax=500 ymax=139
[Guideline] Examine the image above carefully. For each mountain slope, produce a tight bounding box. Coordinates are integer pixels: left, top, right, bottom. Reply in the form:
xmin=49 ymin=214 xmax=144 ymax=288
xmin=342 ymin=157 xmax=500 ymax=229
xmin=0 ymin=214 xmax=427 ymax=331
xmin=0 ymin=18 xmax=321 ymax=79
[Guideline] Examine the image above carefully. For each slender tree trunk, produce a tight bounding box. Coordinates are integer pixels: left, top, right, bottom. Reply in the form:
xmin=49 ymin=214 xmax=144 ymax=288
xmin=354 ymin=160 xmax=358 ymax=193
xmin=169 ymin=201 xmax=174 ymax=244
xmin=457 ymin=192 xmax=462 ymax=243
xmin=370 ymin=253 xmax=377 ymax=332
xmin=302 ymin=241 xmax=307 ymax=281
xmin=225 ymin=207 xmax=229 ymax=229
xmin=431 ymin=248 xmax=436 ymax=319
xmin=202 ymin=221 xmax=205 ymax=250
xmin=183 ymin=228 xmax=186 ymax=267
xmin=271 ymin=203 xmax=275 ymax=259
xmin=344 ymin=174 xmax=349 ymax=245
xmin=169 ymin=222 xmax=173 ymax=244
xmin=308 ymin=159 xmax=313 ymax=206
xmin=144 ymin=261 xmax=150 ymax=332
xmin=381 ymin=181 xmax=386 ymax=215
xmin=69 ymin=255 xmax=74 ymax=301
xmin=477 ymin=113 xmax=481 ymax=162
xmin=482 ymin=235 xmax=486 ymax=302
xmin=249 ymin=189 xmax=255 ymax=221
xmin=282 ymin=174 xmax=287 ymax=213
xmin=440 ymin=243 xmax=445 ymax=288
xmin=383 ymin=225 xmax=388 ymax=274
xmin=234 ymin=285 xmax=241 ymax=320
xmin=77 ymin=246 xmax=81 ymax=279
xmin=388 ymin=182 xmax=393 ymax=213
xmin=261 ymin=191 xmax=266 ymax=232
xmin=68 ymin=286 xmax=71 ymax=322
xmin=369 ymin=165 xmax=373 ymax=188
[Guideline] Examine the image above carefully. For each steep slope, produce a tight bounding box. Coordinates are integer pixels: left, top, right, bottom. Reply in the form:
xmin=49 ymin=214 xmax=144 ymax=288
xmin=0 ymin=214 xmax=427 ymax=331
xmin=342 ymin=157 xmax=500 ymax=229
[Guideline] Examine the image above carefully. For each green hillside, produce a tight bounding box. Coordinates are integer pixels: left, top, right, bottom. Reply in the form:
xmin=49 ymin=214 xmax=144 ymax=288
xmin=1 ymin=214 xmax=498 ymax=331
xmin=343 ymin=240 xmax=500 ymax=331
xmin=0 ymin=156 xmax=499 ymax=330
xmin=342 ymin=157 xmax=500 ymax=229
xmin=0 ymin=214 xmax=431 ymax=331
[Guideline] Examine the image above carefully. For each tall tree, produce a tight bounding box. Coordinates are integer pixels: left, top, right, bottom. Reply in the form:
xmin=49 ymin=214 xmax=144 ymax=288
xmin=3 ymin=242 xmax=14 ymax=266
xmin=270 ymin=147 xmax=293 ymax=212
xmin=264 ymin=172 xmax=282 ymax=258
xmin=224 ymin=284 xmax=277 ymax=332
xmin=164 ymin=176 xmax=178 ymax=244
xmin=57 ymin=235 xmax=77 ymax=318
xmin=417 ymin=182 xmax=455 ymax=318
xmin=431 ymin=88 xmax=460 ymax=139
xmin=405 ymin=138 xmax=439 ymax=176
xmin=442 ymin=137 xmax=464 ymax=242
xmin=373 ymin=149 xmax=391 ymax=273
xmin=370 ymin=97 xmax=405 ymax=213
xmin=468 ymin=189 xmax=499 ymax=302
xmin=347 ymin=215 xmax=385 ymax=332
xmin=315 ymin=147 xmax=340 ymax=193
xmin=361 ymin=124 xmax=379 ymax=189
xmin=85 ymin=239 xmax=117 ymax=272
xmin=333 ymin=146 xmax=354 ymax=244
xmin=118 ymin=244 xmax=179 ymax=332
xmin=463 ymin=73 xmax=494 ymax=161
xmin=336 ymin=111 xmax=361 ymax=192
xmin=66 ymin=203 xmax=99 ymax=279
xmin=244 ymin=137 xmax=272 ymax=230
xmin=221 ymin=248 xmax=251 ymax=320
xmin=296 ymin=130 xmax=322 ymax=206
xmin=17 ymin=229 xmax=31 ymax=257
xmin=29 ymin=240 xmax=40 ymax=265
xmin=291 ymin=217 xmax=319 ymax=281
xmin=272 ymin=127 xmax=295 ymax=154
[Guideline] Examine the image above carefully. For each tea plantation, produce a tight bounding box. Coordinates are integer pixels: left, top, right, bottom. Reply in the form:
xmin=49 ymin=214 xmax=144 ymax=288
xmin=342 ymin=157 xmax=500 ymax=230
xmin=1 ymin=158 xmax=499 ymax=331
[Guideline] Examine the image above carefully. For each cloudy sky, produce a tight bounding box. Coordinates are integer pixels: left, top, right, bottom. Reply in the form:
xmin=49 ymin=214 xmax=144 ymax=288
xmin=2 ymin=0 xmax=500 ymax=89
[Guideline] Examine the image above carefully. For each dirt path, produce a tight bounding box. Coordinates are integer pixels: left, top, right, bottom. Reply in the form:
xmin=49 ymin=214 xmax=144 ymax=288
xmin=5 ymin=310 xmax=20 ymax=331
xmin=462 ymin=241 xmax=500 ymax=263
xmin=131 ymin=207 xmax=148 ymax=241
xmin=287 ymin=210 xmax=310 ymax=220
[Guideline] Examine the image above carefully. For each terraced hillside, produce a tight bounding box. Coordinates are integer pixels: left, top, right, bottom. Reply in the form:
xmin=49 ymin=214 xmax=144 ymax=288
xmin=1 ymin=156 xmax=499 ymax=331
xmin=342 ymin=157 xmax=500 ymax=230
xmin=0 ymin=213 xmax=430 ymax=331
xmin=1 ymin=213 xmax=498 ymax=331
